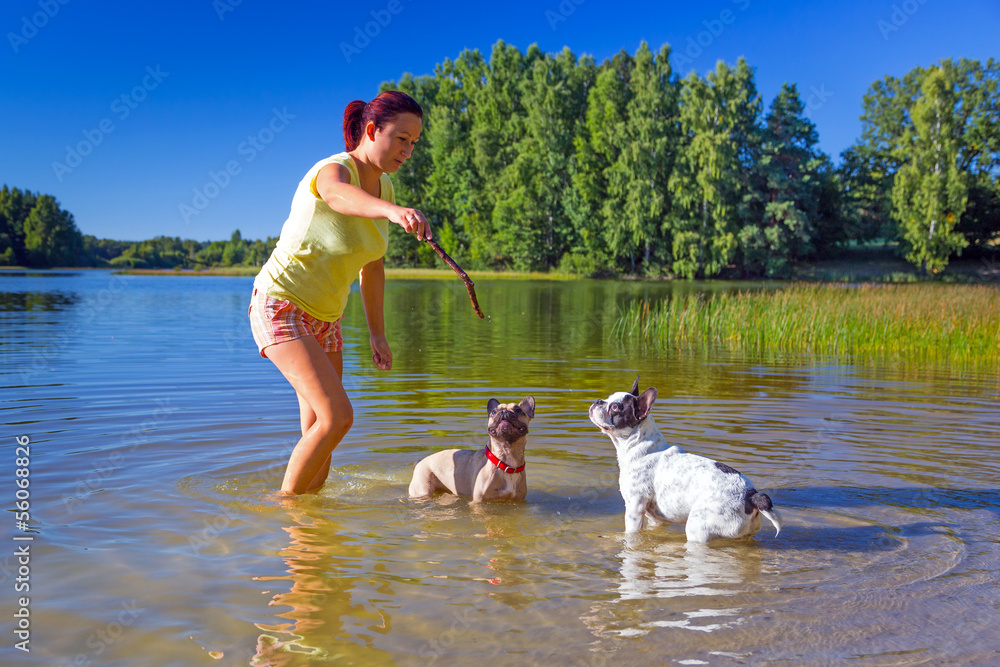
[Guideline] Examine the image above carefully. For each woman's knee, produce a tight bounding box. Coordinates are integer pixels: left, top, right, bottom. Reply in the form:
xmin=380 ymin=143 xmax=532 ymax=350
xmin=315 ymin=402 xmax=353 ymax=437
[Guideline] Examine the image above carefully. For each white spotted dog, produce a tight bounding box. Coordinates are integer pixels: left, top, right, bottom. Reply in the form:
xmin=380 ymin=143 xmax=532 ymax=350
xmin=589 ymin=378 xmax=783 ymax=543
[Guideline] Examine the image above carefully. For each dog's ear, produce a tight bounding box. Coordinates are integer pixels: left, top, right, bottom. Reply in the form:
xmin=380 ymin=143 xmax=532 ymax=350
xmin=519 ymin=395 xmax=535 ymax=419
xmin=635 ymin=387 xmax=657 ymax=420
xmin=487 ymin=398 xmax=500 ymax=414
xmin=630 ymin=376 xmax=640 ymax=396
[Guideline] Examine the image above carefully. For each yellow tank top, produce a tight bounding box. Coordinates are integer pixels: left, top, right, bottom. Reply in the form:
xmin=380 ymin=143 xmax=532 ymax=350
xmin=254 ymin=152 xmax=394 ymax=321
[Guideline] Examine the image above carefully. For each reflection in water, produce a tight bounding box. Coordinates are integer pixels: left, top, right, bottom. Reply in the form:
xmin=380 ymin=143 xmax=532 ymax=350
xmin=0 ymin=270 xmax=83 ymax=278
xmin=251 ymin=509 xmax=396 ymax=666
xmin=616 ymin=542 xmax=749 ymax=602
xmin=0 ymin=289 xmax=79 ymax=311
xmin=580 ymin=539 xmax=759 ymax=642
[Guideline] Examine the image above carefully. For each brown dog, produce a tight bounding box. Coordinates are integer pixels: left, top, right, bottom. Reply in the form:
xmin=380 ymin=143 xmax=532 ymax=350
xmin=408 ymin=396 xmax=535 ymax=502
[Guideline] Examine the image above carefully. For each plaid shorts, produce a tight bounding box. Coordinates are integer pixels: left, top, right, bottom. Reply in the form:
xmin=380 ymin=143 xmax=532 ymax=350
xmin=248 ymin=287 xmax=343 ymax=358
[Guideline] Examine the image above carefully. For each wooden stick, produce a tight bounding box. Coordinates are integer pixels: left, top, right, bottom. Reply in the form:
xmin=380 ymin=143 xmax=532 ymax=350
xmin=425 ymin=238 xmax=484 ymax=319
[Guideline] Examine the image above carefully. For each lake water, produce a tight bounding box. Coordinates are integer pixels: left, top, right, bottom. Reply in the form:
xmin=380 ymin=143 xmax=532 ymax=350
xmin=2 ymin=269 xmax=999 ymax=666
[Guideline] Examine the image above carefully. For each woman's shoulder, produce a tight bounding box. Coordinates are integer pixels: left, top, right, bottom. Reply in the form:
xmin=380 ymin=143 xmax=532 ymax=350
xmin=308 ymin=153 xmax=356 ymax=198
xmin=311 ymin=152 xmax=356 ymax=181
xmin=323 ymin=151 xmax=352 ymax=165
xmin=314 ymin=152 xmax=354 ymax=174
xmin=307 ymin=152 xmax=392 ymax=202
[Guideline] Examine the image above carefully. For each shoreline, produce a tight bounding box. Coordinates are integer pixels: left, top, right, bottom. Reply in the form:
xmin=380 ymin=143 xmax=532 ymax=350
xmin=100 ymin=266 xmax=578 ymax=280
xmin=3 ymin=254 xmax=998 ymax=283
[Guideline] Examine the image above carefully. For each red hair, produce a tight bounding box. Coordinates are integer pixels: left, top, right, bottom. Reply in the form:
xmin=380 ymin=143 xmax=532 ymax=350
xmin=342 ymin=91 xmax=423 ymax=151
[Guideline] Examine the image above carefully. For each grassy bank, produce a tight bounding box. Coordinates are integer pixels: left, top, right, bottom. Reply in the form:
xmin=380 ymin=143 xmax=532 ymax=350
xmin=384 ymin=267 xmax=575 ymax=280
xmin=614 ymin=283 xmax=1000 ymax=365
xmin=114 ymin=266 xmax=260 ymax=276
xmin=114 ymin=266 xmax=576 ymax=280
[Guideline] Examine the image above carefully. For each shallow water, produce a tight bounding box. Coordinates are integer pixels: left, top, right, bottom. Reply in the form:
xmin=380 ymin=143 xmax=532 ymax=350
xmin=2 ymin=270 xmax=999 ymax=666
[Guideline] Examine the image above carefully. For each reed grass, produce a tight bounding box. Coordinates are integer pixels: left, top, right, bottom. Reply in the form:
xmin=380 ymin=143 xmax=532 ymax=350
xmin=613 ymin=283 xmax=1000 ymax=365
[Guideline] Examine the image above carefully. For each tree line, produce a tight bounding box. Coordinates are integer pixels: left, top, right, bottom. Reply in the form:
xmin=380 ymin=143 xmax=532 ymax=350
xmin=383 ymin=42 xmax=999 ymax=276
xmin=4 ymin=43 xmax=997 ymax=277
xmin=0 ymin=186 xmax=275 ymax=270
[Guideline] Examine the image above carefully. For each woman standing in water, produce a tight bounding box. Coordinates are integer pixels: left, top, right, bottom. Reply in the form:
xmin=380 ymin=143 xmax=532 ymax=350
xmin=248 ymin=91 xmax=430 ymax=495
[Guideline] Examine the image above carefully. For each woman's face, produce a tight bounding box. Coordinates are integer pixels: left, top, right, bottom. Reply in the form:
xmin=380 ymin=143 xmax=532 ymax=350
xmin=365 ymin=112 xmax=421 ymax=173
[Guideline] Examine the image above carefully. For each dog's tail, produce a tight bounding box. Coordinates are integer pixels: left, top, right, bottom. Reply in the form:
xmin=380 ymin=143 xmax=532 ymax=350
xmin=749 ymin=491 xmax=783 ymax=537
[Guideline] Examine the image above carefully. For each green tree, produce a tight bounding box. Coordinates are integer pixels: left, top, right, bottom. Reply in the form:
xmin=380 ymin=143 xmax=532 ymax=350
xmin=741 ymin=83 xmax=828 ymax=276
xmin=850 ymin=58 xmax=1000 ymax=261
xmin=570 ymin=49 xmax=634 ymax=273
xmin=0 ymin=186 xmax=38 ymax=266
xmin=195 ymin=240 xmax=225 ymax=266
xmin=488 ymin=45 xmax=592 ymax=271
xmin=810 ymin=158 xmax=846 ymax=256
xmin=82 ymin=235 xmax=132 ymax=266
xmin=466 ymin=40 xmax=535 ymax=268
xmin=0 ymin=186 xmax=15 ymax=266
xmin=245 ymin=236 xmax=277 ymax=266
xmin=837 ymin=145 xmax=897 ymax=243
xmin=609 ymin=41 xmax=679 ymax=274
xmin=23 ymin=194 xmax=83 ymax=267
xmin=668 ymin=59 xmax=761 ymax=278
xmin=957 ymin=173 xmax=1000 ymax=251
xmin=891 ymin=66 xmax=969 ymax=273
xmin=842 ymin=66 xmax=925 ymax=248
xmin=222 ymin=229 xmax=246 ymax=266
xmin=421 ymin=50 xmax=488 ymax=266
xmin=949 ymin=58 xmax=1000 ymax=252
xmin=557 ymin=53 xmax=611 ymax=276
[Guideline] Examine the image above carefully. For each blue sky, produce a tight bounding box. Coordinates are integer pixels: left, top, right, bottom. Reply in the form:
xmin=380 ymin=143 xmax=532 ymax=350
xmin=2 ymin=0 xmax=997 ymax=242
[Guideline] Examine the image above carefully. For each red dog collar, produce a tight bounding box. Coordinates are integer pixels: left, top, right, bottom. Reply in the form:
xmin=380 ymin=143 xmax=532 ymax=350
xmin=485 ymin=446 xmax=525 ymax=474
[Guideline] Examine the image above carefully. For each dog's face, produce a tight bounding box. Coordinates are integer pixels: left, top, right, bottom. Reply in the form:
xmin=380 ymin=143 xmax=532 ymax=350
xmin=589 ymin=377 xmax=657 ymax=440
xmin=486 ymin=396 xmax=535 ymax=442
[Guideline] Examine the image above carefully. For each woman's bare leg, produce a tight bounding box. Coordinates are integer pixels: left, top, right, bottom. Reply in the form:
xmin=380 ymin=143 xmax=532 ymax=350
xmin=296 ymin=350 xmax=343 ymax=492
xmin=265 ymin=337 xmax=353 ymax=495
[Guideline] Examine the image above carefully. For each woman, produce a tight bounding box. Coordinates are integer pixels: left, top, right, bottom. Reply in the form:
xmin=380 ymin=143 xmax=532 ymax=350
xmin=248 ymin=90 xmax=430 ymax=495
